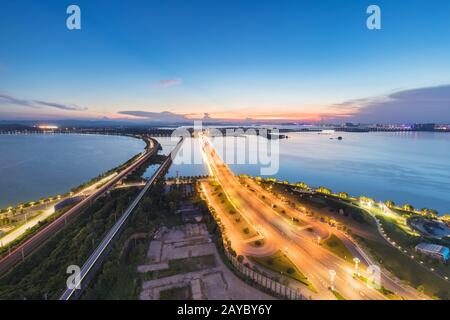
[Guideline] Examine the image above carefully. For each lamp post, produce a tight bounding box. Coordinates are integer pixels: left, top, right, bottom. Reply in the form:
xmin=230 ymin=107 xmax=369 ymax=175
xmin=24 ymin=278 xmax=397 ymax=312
xmin=329 ymin=269 xmax=336 ymax=291
xmin=353 ymin=257 xmax=360 ymax=276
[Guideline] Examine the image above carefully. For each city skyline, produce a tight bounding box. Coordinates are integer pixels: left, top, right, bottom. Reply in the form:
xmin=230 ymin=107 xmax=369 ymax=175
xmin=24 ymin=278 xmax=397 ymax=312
xmin=1 ymin=0 xmax=450 ymax=123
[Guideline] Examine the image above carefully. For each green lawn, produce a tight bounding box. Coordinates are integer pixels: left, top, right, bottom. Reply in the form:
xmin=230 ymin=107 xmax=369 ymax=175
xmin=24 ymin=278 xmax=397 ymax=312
xmin=323 ymin=234 xmax=355 ymax=262
xmin=354 ymin=274 xmax=403 ymax=300
xmin=144 ymin=254 xmax=217 ymax=280
xmin=354 ymin=235 xmax=450 ymax=300
xmin=249 ymin=251 xmax=315 ymax=291
xmin=331 ymin=289 xmax=346 ymax=300
xmin=209 ymin=182 xmax=258 ymax=239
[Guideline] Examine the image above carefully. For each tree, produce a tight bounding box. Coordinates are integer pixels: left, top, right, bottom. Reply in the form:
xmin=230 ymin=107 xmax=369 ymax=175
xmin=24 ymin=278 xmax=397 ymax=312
xmin=428 ymin=209 xmax=438 ymax=218
xmin=296 ymin=182 xmax=308 ymax=189
xmin=359 ymin=196 xmax=375 ymax=206
xmin=403 ymin=204 xmax=414 ymax=212
xmin=338 ymin=192 xmax=349 ymax=199
xmin=385 ymin=200 xmax=395 ymax=208
xmin=168 ymin=201 xmax=176 ymax=213
xmin=317 ymin=187 xmax=332 ymax=195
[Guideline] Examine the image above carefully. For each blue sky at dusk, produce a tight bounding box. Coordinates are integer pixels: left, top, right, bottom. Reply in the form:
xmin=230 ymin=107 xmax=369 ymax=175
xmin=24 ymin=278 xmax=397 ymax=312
xmin=1 ymin=0 xmax=450 ymax=122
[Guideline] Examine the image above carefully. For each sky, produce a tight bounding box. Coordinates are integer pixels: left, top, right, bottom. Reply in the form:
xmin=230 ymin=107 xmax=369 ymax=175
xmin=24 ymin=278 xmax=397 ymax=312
xmin=1 ymin=0 xmax=450 ymax=123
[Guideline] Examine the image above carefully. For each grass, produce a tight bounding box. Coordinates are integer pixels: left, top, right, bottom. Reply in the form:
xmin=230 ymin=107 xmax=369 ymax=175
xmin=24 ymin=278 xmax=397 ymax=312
xmin=207 ymin=181 xmax=258 ymax=240
xmin=323 ymin=234 xmax=355 ymax=262
xmin=368 ymin=206 xmax=417 ymax=236
xmin=354 ymin=274 xmax=403 ymax=300
xmin=0 ymin=188 xmax=140 ymax=300
xmin=82 ymin=181 xmax=207 ymax=300
xmin=249 ymin=250 xmax=315 ymax=292
xmin=0 ymin=204 xmax=75 ymax=256
xmin=244 ymin=180 xmax=310 ymax=226
xmin=354 ymin=235 xmax=450 ymax=300
xmin=159 ymin=285 xmax=192 ymax=300
xmin=145 ymin=254 xmax=217 ymax=280
xmin=331 ymin=289 xmax=346 ymax=300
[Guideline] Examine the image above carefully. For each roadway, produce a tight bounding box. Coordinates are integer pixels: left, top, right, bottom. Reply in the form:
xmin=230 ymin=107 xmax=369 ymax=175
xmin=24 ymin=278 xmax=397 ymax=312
xmin=0 ymin=137 xmax=158 ymax=274
xmin=199 ymin=132 xmax=424 ymax=300
xmin=0 ymin=172 xmax=119 ymax=248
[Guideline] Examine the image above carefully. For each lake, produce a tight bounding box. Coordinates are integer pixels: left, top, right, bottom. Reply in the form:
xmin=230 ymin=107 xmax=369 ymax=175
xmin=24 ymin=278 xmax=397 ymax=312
xmin=0 ymin=134 xmax=145 ymax=209
xmin=156 ymin=132 xmax=450 ymax=214
xmin=2 ymin=132 xmax=448 ymax=215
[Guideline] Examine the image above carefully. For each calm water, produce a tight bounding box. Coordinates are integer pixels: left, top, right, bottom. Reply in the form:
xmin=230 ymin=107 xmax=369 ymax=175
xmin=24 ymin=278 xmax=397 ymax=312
xmin=158 ymin=132 xmax=450 ymax=214
xmin=4 ymin=133 xmax=447 ymax=214
xmin=0 ymin=134 xmax=145 ymax=208
xmin=152 ymin=137 xmax=207 ymax=178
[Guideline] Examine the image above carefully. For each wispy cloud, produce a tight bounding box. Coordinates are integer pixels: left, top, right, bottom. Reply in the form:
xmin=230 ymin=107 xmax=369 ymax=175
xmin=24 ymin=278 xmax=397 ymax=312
xmin=118 ymin=110 xmax=188 ymax=122
xmin=154 ymin=78 xmax=183 ymax=88
xmin=0 ymin=93 xmax=87 ymax=111
xmin=0 ymin=93 xmax=36 ymax=108
xmin=33 ymin=100 xmax=86 ymax=111
xmin=332 ymin=85 xmax=450 ymax=123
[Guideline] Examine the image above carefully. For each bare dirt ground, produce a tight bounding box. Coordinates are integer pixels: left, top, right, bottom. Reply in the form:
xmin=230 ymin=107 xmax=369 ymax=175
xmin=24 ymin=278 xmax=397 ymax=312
xmin=139 ymin=223 xmax=273 ymax=300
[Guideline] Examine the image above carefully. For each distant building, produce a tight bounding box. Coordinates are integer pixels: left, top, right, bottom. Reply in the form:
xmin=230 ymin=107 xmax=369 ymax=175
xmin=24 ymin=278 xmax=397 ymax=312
xmin=412 ymin=123 xmax=436 ymax=131
xmin=415 ymin=243 xmax=449 ymax=263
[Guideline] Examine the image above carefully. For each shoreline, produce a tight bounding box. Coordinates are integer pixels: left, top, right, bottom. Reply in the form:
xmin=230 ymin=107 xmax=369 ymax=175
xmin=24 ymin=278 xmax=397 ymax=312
xmin=0 ymin=133 xmax=147 ymax=211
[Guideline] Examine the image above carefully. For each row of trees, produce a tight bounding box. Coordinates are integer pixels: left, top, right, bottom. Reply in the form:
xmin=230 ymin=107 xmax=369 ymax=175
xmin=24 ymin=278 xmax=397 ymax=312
xmin=0 ymin=196 xmax=59 ymax=214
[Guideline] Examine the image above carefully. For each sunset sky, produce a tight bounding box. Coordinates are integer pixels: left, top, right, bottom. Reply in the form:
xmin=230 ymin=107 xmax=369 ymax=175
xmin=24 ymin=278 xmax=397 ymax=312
xmin=1 ymin=0 xmax=450 ymax=123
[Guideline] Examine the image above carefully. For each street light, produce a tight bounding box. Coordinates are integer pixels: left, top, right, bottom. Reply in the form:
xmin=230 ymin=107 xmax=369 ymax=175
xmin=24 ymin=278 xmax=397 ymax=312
xmin=317 ymin=236 xmax=321 ymax=245
xmin=329 ymin=269 xmax=336 ymax=291
xmin=353 ymin=257 xmax=361 ymax=276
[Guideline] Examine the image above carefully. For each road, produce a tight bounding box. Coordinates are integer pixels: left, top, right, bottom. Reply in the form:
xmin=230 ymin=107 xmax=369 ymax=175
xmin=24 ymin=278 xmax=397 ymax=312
xmin=0 ymin=172 xmax=120 ymax=248
xmin=199 ymin=132 xmax=425 ymax=300
xmin=243 ymin=178 xmax=428 ymax=299
xmin=0 ymin=137 xmax=158 ymax=274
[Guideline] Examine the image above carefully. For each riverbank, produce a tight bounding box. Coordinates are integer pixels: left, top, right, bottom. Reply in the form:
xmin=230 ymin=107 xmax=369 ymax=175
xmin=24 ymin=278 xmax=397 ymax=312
xmin=0 ymin=133 xmax=147 ymax=210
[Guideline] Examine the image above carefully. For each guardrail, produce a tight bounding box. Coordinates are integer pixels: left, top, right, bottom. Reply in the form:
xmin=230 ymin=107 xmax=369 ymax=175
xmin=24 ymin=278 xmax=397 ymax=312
xmin=60 ymin=137 xmax=184 ymax=300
